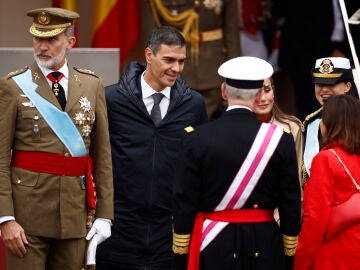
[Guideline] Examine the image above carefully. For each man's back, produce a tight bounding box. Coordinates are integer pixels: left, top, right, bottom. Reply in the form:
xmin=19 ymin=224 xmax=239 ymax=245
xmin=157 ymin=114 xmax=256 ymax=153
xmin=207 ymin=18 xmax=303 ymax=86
xmin=173 ymin=108 xmax=301 ymax=270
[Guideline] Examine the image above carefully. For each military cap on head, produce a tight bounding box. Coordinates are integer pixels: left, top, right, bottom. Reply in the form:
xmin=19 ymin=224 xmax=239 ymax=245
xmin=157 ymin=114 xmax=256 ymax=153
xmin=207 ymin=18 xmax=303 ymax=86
xmin=27 ymin=7 xmax=79 ymax=38
xmin=218 ymin=56 xmax=274 ymax=89
xmin=311 ymin=57 xmax=353 ymax=85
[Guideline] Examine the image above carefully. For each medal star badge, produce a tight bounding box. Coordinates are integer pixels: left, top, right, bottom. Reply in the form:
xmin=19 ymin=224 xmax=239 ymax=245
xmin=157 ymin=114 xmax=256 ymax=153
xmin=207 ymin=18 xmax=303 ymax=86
xmin=74 ymin=97 xmax=95 ymax=138
xmin=79 ymin=97 xmax=92 ymax=112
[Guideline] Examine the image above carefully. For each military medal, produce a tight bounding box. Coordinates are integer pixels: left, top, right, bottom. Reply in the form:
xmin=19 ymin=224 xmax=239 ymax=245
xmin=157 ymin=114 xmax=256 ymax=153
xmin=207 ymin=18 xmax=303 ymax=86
xmin=74 ymin=97 xmax=95 ymax=138
xmin=53 ymin=82 xmax=60 ymax=96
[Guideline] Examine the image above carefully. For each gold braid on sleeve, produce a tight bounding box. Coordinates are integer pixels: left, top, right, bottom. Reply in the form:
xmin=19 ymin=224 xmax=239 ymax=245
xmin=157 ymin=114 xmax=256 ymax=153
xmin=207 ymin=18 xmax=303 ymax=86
xmin=149 ymin=0 xmax=199 ymax=64
xmin=282 ymin=234 xmax=298 ymax=256
xmin=172 ymin=232 xmax=191 ymax=254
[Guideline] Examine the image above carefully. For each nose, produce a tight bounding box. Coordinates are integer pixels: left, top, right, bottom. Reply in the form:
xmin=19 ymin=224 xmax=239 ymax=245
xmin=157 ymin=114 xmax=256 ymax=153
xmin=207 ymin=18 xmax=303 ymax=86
xmin=38 ymin=40 xmax=49 ymax=51
xmin=172 ymin=61 xmax=182 ymax=73
xmin=256 ymin=90 xmax=265 ymax=102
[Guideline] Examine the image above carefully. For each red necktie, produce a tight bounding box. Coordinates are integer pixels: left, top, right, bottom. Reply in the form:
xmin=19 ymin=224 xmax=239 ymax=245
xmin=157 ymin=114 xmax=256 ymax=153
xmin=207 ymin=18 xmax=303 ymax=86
xmin=47 ymin=71 xmax=66 ymax=110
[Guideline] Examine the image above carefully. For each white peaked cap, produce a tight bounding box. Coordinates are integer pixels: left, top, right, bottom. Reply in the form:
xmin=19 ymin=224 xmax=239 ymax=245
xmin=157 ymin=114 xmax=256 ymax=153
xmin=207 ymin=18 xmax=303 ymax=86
xmin=218 ymin=56 xmax=274 ymax=89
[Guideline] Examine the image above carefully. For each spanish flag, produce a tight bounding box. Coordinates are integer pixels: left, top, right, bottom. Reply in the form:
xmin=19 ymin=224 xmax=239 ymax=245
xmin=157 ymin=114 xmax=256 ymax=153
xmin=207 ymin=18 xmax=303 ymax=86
xmin=52 ymin=0 xmax=79 ymax=47
xmin=92 ymin=0 xmax=140 ymax=65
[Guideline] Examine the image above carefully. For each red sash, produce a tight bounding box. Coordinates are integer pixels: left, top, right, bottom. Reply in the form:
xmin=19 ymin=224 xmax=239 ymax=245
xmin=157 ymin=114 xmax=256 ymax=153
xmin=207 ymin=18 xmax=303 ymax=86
xmin=188 ymin=209 xmax=274 ymax=270
xmin=11 ymin=150 xmax=96 ymax=209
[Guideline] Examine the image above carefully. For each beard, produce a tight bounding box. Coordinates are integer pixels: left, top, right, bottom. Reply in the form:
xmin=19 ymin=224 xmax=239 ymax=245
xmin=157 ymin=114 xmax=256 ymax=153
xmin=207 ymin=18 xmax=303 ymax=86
xmin=34 ymin=48 xmax=66 ymax=69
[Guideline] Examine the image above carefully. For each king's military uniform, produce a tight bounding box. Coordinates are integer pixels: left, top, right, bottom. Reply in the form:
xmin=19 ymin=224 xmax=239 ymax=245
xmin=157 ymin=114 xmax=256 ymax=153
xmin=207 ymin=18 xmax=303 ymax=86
xmin=141 ymin=0 xmax=241 ymax=119
xmin=0 ymin=7 xmax=113 ymax=269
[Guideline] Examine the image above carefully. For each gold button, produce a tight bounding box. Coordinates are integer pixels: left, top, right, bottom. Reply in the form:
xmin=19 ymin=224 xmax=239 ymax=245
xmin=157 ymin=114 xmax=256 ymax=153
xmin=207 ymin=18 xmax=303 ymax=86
xmin=254 ymin=252 xmax=259 ymax=257
xmin=34 ymin=115 xmax=39 ymax=120
xmin=64 ymin=152 xmax=69 ymax=157
xmin=17 ymin=180 xmax=21 ymax=184
xmin=253 ymin=204 xmax=258 ymax=209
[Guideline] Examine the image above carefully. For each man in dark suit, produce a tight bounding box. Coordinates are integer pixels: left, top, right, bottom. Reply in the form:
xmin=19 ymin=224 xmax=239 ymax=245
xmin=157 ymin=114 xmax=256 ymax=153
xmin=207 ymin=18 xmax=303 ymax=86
xmin=172 ymin=56 xmax=302 ymax=270
xmin=0 ymin=7 xmax=113 ymax=269
xmin=96 ymin=26 xmax=208 ymax=270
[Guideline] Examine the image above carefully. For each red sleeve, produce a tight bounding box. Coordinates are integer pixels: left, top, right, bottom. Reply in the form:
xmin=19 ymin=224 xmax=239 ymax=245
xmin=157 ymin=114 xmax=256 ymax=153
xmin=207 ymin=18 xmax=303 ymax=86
xmin=294 ymin=152 xmax=334 ymax=270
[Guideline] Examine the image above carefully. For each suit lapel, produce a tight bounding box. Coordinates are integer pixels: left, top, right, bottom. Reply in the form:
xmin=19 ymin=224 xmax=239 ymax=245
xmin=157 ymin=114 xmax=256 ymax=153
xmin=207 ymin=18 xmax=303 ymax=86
xmin=65 ymin=67 xmax=82 ymax=112
xmin=31 ymin=63 xmax=61 ymax=110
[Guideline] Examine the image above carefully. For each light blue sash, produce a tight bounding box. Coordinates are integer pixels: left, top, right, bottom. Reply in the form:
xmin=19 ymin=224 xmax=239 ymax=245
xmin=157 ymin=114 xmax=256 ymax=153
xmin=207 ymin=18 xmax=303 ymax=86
xmin=12 ymin=69 xmax=86 ymax=157
xmin=303 ymin=118 xmax=321 ymax=176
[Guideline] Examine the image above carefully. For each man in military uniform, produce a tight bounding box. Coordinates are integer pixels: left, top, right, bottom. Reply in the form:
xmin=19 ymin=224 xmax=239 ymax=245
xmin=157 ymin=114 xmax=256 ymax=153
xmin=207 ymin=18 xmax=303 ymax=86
xmin=0 ymin=7 xmax=113 ymax=269
xmin=302 ymin=57 xmax=358 ymax=184
xmin=141 ymin=0 xmax=241 ymax=120
xmin=172 ymin=56 xmax=301 ymax=270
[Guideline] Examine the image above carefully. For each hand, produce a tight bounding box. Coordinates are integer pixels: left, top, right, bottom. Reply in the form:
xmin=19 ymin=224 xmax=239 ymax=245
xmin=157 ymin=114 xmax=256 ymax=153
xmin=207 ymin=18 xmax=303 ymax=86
xmin=1 ymin=220 xmax=28 ymax=258
xmin=85 ymin=218 xmax=111 ymax=245
xmin=85 ymin=218 xmax=111 ymax=265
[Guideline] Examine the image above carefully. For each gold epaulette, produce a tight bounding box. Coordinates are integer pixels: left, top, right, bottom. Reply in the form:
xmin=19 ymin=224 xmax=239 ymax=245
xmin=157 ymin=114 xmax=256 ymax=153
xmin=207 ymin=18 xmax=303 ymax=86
xmin=184 ymin=126 xmax=195 ymax=133
xmin=172 ymin=232 xmax=191 ymax=255
xmin=74 ymin=67 xmax=99 ymax=78
xmin=6 ymin=66 xmax=29 ymax=79
xmin=303 ymin=107 xmax=323 ymax=127
xmin=283 ymin=128 xmax=291 ymax=134
xmin=282 ymin=234 xmax=298 ymax=256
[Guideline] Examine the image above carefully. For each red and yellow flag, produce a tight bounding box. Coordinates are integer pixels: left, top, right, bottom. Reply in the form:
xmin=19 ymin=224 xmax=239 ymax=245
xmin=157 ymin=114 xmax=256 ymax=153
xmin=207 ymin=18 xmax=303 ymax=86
xmin=52 ymin=0 xmax=78 ymax=47
xmin=92 ymin=0 xmax=140 ymax=65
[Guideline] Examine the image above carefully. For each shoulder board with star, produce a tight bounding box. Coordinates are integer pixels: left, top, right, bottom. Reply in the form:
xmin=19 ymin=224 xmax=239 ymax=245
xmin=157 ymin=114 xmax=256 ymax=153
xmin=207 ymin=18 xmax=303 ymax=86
xmin=73 ymin=67 xmax=99 ymax=78
xmin=303 ymin=107 xmax=323 ymax=127
xmin=6 ymin=66 xmax=29 ymax=79
xmin=184 ymin=126 xmax=195 ymax=133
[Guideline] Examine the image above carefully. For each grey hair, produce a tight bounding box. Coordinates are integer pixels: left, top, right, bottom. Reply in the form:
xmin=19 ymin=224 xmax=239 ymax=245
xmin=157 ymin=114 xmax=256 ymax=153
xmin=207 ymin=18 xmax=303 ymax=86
xmin=64 ymin=25 xmax=75 ymax=37
xmin=226 ymin=84 xmax=260 ymax=100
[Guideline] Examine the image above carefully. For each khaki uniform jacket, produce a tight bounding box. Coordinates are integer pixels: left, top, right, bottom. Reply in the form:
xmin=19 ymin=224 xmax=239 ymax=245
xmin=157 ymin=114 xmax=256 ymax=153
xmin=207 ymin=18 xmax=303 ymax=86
xmin=271 ymin=116 xmax=304 ymax=186
xmin=141 ymin=0 xmax=241 ymax=90
xmin=0 ymin=63 xmax=113 ymax=239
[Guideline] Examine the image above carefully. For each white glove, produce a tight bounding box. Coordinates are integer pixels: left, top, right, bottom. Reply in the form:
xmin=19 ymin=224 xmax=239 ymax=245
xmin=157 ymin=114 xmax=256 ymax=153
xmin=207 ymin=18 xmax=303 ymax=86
xmin=86 ymin=234 xmax=98 ymax=265
xmin=85 ymin=218 xmax=111 ymax=265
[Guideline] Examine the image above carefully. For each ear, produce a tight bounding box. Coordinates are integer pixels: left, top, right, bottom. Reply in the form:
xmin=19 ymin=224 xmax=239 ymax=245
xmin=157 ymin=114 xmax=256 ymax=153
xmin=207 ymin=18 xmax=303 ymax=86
xmin=345 ymin=82 xmax=352 ymax=92
xmin=221 ymin=82 xmax=228 ymax=100
xmin=66 ymin=36 xmax=76 ymax=51
xmin=145 ymin=48 xmax=152 ymax=63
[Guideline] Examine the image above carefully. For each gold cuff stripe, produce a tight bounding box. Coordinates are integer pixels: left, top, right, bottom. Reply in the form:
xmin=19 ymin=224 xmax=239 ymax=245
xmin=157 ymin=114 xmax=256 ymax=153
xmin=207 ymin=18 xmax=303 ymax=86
xmin=173 ymin=232 xmax=191 ymax=239
xmin=312 ymin=72 xmax=343 ymax=78
xmin=282 ymin=234 xmax=298 ymax=249
xmin=284 ymin=247 xmax=297 ymax=256
xmin=173 ymin=232 xmax=191 ymax=248
xmin=173 ymin=244 xmax=189 ymax=254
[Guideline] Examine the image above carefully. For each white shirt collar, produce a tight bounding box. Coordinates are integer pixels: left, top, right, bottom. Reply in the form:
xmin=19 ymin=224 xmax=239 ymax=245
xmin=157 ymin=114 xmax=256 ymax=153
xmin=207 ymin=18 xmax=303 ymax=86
xmin=141 ymin=71 xmax=171 ymax=99
xmin=38 ymin=59 xmax=69 ymax=80
xmin=227 ymin=105 xmax=252 ymax=111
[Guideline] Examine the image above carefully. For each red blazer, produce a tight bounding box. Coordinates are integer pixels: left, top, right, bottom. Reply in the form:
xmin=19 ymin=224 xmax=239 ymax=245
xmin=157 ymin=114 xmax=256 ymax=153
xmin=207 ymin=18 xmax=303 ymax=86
xmin=295 ymin=146 xmax=360 ymax=269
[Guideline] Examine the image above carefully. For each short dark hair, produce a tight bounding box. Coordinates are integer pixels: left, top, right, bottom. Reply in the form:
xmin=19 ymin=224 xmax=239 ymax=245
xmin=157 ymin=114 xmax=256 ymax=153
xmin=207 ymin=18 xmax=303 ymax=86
xmin=146 ymin=25 xmax=185 ymax=55
xmin=321 ymin=95 xmax=360 ymax=155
